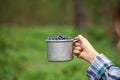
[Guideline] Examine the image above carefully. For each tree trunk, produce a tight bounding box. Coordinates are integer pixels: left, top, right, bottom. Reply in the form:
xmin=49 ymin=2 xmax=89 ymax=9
xmin=99 ymin=0 xmax=110 ymax=26
xmin=73 ymin=0 xmax=86 ymax=29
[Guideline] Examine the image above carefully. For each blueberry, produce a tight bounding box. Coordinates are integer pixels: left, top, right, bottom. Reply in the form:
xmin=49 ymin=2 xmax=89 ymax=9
xmin=47 ymin=34 xmax=72 ymax=40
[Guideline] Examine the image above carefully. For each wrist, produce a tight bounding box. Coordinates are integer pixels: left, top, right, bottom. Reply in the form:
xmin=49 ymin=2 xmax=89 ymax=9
xmin=89 ymin=51 xmax=99 ymax=63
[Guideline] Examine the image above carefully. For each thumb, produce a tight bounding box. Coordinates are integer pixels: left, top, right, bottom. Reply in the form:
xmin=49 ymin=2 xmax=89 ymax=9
xmin=75 ymin=35 xmax=87 ymax=43
xmin=77 ymin=35 xmax=86 ymax=41
xmin=75 ymin=35 xmax=91 ymax=49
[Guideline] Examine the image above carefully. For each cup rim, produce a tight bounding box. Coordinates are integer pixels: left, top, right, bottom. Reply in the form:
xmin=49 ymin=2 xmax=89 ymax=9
xmin=46 ymin=39 xmax=73 ymax=42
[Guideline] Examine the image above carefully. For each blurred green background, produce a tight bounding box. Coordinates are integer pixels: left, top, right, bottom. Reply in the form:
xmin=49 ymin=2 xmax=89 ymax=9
xmin=0 ymin=0 xmax=120 ymax=80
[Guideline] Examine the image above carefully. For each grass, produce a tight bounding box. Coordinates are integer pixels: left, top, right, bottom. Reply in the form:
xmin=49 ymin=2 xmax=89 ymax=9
xmin=0 ymin=25 xmax=120 ymax=80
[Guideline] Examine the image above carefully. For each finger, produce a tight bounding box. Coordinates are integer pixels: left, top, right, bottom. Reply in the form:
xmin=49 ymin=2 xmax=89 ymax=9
xmin=74 ymin=46 xmax=82 ymax=51
xmin=77 ymin=35 xmax=87 ymax=42
xmin=78 ymin=51 xmax=85 ymax=59
xmin=73 ymin=50 xmax=81 ymax=54
xmin=75 ymin=36 xmax=79 ymax=40
xmin=73 ymin=50 xmax=81 ymax=57
xmin=75 ymin=35 xmax=87 ymax=43
xmin=75 ymin=42 xmax=81 ymax=47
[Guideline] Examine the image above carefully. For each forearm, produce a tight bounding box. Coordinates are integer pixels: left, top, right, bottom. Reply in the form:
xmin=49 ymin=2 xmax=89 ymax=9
xmin=86 ymin=54 xmax=120 ymax=80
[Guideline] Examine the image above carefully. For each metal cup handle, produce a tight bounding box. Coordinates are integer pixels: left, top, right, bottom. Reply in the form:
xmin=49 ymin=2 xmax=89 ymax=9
xmin=73 ymin=39 xmax=83 ymax=51
xmin=73 ymin=39 xmax=82 ymax=45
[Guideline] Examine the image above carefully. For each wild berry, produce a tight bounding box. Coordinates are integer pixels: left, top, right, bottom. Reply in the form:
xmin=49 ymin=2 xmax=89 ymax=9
xmin=47 ymin=33 xmax=72 ymax=40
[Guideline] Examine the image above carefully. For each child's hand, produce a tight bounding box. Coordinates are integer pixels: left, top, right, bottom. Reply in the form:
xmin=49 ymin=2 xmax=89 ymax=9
xmin=73 ymin=35 xmax=99 ymax=63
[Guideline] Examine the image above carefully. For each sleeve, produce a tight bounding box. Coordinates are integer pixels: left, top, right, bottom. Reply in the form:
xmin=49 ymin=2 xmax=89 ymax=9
xmin=86 ymin=54 xmax=120 ymax=80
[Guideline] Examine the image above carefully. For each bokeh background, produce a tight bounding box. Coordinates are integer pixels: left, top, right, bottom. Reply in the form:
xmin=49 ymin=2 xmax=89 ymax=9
xmin=0 ymin=0 xmax=120 ymax=80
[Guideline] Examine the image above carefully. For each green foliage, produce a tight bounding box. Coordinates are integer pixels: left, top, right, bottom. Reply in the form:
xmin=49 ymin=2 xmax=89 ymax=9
xmin=0 ymin=0 xmax=116 ymax=25
xmin=0 ymin=0 xmax=73 ymax=25
xmin=0 ymin=27 xmax=28 ymax=80
xmin=88 ymin=26 xmax=108 ymax=41
xmin=0 ymin=25 xmax=120 ymax=80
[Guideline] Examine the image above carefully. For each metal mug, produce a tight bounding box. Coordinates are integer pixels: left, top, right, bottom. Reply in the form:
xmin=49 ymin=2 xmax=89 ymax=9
xmin=46 ymin=39 xmax=74 ymax=62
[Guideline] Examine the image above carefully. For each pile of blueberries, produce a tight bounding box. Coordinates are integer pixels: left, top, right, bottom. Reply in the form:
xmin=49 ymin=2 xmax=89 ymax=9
xmin=47 ymin=33 xmax=72 ymax=40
